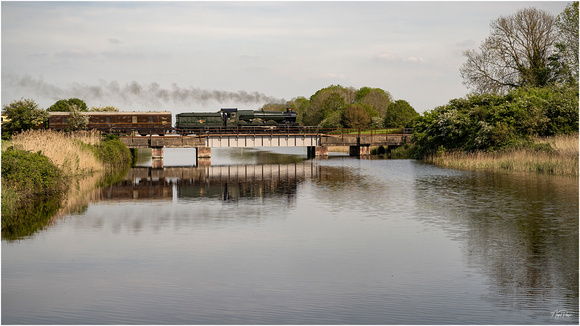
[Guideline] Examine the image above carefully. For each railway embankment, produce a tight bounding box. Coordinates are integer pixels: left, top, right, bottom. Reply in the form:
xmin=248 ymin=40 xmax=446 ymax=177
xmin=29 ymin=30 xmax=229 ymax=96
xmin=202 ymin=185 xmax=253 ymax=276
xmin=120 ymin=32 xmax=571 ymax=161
xmin=1 ymin=130 xmax=133 ymax=238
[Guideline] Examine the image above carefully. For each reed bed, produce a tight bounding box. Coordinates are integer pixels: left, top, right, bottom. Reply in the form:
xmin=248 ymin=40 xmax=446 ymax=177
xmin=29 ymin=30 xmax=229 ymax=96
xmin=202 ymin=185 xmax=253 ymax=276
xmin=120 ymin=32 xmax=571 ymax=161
xmin=8 ymin=129 xmax=103 ymax=176
xmin=432 ymin=134 xmax=579 ymax=177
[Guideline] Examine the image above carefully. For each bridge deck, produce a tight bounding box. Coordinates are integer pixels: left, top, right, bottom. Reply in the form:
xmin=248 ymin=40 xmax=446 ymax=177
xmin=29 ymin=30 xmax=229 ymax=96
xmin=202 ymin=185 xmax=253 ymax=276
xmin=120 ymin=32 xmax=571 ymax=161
xmin=120 ymin=131 xmax=411 ymax=149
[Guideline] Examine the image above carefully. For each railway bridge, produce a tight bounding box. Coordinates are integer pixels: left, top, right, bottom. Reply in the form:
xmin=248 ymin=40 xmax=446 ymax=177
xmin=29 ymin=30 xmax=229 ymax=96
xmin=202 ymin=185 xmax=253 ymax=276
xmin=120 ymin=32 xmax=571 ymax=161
xmin=119 ymin=128 xmax=412 ymax=165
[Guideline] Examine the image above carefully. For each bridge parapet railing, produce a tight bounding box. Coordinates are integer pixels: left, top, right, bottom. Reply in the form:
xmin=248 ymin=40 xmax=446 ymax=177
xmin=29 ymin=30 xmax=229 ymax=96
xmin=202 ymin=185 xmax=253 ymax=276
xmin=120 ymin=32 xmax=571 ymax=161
xmin=104 ymin=126 xmax=413 ymax=137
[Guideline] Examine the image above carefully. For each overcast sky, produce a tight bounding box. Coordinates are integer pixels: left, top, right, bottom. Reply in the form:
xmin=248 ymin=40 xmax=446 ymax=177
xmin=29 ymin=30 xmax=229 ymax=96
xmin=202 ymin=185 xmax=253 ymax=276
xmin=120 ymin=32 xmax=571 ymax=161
xmin=1 ymin=1 xmax=570 ymax=115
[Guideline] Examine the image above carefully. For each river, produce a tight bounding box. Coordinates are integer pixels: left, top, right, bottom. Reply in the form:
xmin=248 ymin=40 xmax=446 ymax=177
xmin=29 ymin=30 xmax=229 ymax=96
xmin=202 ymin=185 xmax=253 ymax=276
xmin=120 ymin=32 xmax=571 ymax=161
xmin=2 ymin=147 xmax=578 ymax=324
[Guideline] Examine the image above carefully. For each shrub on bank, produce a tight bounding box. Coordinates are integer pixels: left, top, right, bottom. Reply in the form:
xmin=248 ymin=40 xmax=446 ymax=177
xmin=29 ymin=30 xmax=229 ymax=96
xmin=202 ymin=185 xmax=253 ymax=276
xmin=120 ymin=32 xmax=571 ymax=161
xmin=1 ymin=148 xmax=68 ymax=232
xmin=412 ymin=85 xmax=579 ymax=158
xmin=1 ymin=131 xmax=134 ymax=237
xmin=93 ymin=135 xmax=133 ymax=167
xmin=1 ymin=148 xmax=68 ymax=199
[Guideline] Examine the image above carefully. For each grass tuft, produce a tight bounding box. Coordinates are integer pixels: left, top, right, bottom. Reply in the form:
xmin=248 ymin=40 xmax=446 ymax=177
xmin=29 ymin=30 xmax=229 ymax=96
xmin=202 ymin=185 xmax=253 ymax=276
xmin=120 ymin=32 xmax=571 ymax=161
xmin=431 ymin=134 xmax=578 ymax=177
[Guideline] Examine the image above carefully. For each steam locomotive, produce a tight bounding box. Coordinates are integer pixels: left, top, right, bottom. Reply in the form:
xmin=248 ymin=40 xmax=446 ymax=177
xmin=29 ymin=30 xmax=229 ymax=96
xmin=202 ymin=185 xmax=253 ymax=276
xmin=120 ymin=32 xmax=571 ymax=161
xmin=47 ymin=108 xmax=297 ymax=135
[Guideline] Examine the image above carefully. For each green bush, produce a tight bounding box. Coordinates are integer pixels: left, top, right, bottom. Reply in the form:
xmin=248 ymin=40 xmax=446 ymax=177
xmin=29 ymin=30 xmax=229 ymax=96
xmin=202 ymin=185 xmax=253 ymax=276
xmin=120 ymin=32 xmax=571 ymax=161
xmin=412 ymin=86 xmax=579 ymax=158
xmin=47 ymin=98 xmax=88 ymax=112
xmin=1 ymin=148 xmax=68 ymax=235
xmin=1 ymin=98 xmax=48 ymax=139
xmin=93 ymin=136 xmax=132 ymax=167
xmin=1 ymin=148 xmax=67 ymax=199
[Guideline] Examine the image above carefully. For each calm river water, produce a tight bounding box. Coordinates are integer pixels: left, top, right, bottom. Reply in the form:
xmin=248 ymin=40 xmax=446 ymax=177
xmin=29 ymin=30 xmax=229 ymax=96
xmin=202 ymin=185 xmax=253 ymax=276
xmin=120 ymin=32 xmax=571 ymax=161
xmin=2 ymin=147 xmax=578 ymax=324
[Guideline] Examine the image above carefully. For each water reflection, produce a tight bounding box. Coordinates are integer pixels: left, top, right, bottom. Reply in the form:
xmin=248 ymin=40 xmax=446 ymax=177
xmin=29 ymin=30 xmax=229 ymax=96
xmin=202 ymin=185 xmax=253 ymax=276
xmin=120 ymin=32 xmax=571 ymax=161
xmin=3 ymin=152 xmax=578 ymax=324
xmin=100 ymin=162 xmax=322 ymax=204
xmin=414 ymin=170 xmax=579 ymax=319
xmin=1 ymin=166 xmax=130 ymax=241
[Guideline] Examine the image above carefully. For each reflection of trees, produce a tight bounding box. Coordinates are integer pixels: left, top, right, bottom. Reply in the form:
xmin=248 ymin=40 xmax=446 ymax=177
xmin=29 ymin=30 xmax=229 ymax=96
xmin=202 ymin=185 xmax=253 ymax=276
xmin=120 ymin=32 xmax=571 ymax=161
xmin=414 ymin=171 xmax=578 ymax=315
xmin=308 ymin=163 xmax=400 ymax=215
xmin=1 ymin=166 xmax=130 ymax=241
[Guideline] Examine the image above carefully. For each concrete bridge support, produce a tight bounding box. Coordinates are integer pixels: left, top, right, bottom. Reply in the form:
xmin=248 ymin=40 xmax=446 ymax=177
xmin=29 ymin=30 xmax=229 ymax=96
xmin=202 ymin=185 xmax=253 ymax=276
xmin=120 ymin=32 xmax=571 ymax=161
xmin=152 ymin=158 xmax=164 ymax=169
xmin=307 ymin=146 xmax=328 ymax=159
xmin=349 ymin=145 xmax=371 ymax=157
xmin=196 ymin=147 xmax=212 ymax=158
xmin=152 ymin=147 xmax=164 ymax=158
xmin=196 ymin=147 xmax=212 ymax=166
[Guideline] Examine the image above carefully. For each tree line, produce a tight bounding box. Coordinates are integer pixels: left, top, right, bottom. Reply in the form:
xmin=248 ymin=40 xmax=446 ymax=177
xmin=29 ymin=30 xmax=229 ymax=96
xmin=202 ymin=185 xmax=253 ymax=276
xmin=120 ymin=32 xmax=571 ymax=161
xmin=1 ymin=98 xmax=118 ymax=139
xmin=262 ymin=85 xmax=419 ymax=130
xmin=414 ymin=2 xmax=578 ymax=158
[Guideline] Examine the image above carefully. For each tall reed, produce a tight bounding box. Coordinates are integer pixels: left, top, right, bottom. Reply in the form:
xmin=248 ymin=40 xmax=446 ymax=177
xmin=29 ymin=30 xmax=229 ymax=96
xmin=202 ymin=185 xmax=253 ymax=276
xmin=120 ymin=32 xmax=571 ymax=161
xmin=432 ymin=134 xmax=579 ymax=177
xmin=8 ymin=129 xmax=103 ymax=176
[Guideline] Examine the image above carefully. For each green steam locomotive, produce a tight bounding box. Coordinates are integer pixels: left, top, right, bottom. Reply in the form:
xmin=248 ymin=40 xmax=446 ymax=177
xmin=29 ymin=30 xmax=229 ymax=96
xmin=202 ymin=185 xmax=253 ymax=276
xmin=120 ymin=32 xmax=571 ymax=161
xmin=176 ymin=108 xmax=297 ymax=130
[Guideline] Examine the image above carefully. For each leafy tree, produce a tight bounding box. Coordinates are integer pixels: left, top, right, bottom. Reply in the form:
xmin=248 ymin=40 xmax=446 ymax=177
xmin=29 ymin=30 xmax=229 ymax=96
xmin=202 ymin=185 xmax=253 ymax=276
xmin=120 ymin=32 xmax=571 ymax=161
xmin=267 ymin=85 xmax=395 ymax=127
xmin=354 ymin=87 xmax=393 ymax=117
xmin=342 ymin=104 xmax=371 ymax=129
xmin=319 ymin=110 xmax=344 ymax=128
xmin=66 ymin=105 xmax=89 ymax=131
xmin=90 ymin=106 xmax=119 ymax=112
xmin=259 ymin=103 xmax=287 ymax=112
xmin=460 ymin=7 xmax=557 ymax=93
xmin=304 ymin=85 xmax=355 ymax=126
xmin=384 ymin=100 xmax=419 ymax=128
xmin=370 ymin=117 xmax=384 ymax=129
xmin=47 ymin=98 xmax=88 ymax=112
xmin=551 ymin=1 xmax=579 ymax=85
xmin=287 ymin=97 xmax=310 ymax=125
xmin=1 ymin=99 xmax=48 ymax=139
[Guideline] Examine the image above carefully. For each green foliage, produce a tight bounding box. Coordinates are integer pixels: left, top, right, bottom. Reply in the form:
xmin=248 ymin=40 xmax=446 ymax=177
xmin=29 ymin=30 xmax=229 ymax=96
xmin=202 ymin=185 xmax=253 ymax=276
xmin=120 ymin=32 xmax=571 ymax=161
xmin=552 ymin=1 xmax=579 ymax=85
xmin=66 ymin=106 xmax=90 ymax=131
xmin=1 ymin=148 xmax=67 ymax=198
xmin=1 ymin=148 xmax=68 ymax=235
xmin=287 ymin=96 xmax=310 ymax=125
xmin=342 ymin=104 xmax=372 ymax=129
xmin=354 ymin=87 xmax=393 ymax=117
xmin=90 ymin=106 xmax=120 ymax=112
xmin=304 ymin=85 xmax=353 ymax=126
xmin=389 ymin=144 xmax=417 ymax=159
xmin=93 ymin=137 xmax=133 ymax=167
xmin=285 ymin=85 xmax=398 ymax=128
xmin=412 ymin=85 xmax=579 ymax=158
xmin=1 ymin=99 xmax=48 ymax=139
xmin=47 ymin=98 xmax=88 ymax=112
xmin=319 ymin=110 xmax=343 ymax=128
xmin=384 ymin=100 xmax=419 ymax=128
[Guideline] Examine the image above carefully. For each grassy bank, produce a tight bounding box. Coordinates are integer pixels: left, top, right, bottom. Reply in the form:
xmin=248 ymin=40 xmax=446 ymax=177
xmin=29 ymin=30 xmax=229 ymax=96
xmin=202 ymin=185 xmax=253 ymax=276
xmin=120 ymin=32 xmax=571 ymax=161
xmin=429 ymin=134 xmax=578 ymax=177
xmin=1 ymin=130 xmax=133 ymax=238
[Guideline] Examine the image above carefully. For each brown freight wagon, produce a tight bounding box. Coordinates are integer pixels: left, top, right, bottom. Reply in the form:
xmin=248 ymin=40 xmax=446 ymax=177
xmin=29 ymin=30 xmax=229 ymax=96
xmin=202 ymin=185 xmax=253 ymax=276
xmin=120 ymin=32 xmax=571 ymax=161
xmin=48 ymin=111 xmax=172 ymax=135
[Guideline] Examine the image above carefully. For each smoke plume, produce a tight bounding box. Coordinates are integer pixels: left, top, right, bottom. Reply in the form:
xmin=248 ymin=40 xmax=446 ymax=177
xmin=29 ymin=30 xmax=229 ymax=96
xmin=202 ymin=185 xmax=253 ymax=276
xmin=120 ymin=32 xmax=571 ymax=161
xmin=2 ymin=74 xmax=285 ymax=110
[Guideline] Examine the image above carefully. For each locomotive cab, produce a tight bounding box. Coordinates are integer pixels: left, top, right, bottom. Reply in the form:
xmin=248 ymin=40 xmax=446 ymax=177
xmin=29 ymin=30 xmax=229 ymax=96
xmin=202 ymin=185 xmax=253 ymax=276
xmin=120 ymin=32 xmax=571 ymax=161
xmin=219 ymin=108 xmax=239 ymax=127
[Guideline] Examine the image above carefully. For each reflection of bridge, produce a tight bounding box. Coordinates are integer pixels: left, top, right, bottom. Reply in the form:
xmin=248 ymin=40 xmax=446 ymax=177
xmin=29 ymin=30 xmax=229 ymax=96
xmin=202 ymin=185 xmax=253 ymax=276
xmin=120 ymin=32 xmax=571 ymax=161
xmin=99 ymin=162 xmax=320 ymax=202
xmin=120 ymin=129 xmax=412 ymax=164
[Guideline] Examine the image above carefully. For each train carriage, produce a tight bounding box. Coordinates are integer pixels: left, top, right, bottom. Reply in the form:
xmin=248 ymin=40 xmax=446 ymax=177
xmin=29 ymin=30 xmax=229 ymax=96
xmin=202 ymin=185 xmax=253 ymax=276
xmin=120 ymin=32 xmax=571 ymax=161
xmin=48 ymin=111 xmax=172 ymax=135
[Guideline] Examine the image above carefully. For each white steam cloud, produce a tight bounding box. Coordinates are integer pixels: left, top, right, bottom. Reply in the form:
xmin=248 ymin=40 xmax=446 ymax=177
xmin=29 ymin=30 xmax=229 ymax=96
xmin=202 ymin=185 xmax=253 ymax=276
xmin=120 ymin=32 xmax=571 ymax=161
xmin=2 ymin=74 xmax=285 ymax=110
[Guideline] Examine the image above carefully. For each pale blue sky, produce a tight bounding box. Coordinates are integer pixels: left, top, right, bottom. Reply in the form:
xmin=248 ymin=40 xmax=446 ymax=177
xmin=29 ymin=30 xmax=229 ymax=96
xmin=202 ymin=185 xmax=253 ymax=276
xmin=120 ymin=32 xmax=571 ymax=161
xmin=1 ymin=1 xmax=570 ymax=115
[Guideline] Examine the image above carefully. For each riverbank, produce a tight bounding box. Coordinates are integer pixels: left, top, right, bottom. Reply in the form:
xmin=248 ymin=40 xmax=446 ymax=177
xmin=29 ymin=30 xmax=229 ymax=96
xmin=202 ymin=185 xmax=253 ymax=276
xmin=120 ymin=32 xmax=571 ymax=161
xmin=429 ymin=134 xmax=579 ymax=177
xmin=1 ymin=130 xmax=133 ymax=238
